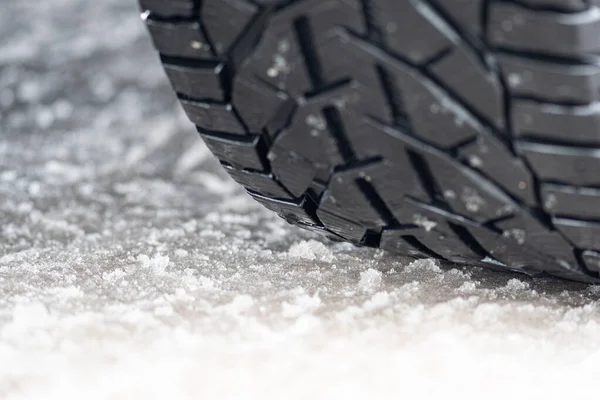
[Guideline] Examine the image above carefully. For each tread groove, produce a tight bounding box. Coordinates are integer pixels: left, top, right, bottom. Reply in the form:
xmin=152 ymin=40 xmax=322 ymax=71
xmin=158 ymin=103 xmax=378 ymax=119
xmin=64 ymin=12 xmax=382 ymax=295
xmin=323 ymin=106 xmax=357 ymax=162
xmin=294 ymin=16 xmax=326 ymax=89
xmin=360 ymin=0 xmax=384 ymax=44
xmin=406 ymin=149 xmax=447 ymax=207
xmin=447 ymin=222 xmax=494 ymax=260
xmin=402 ymin=236 xmax=447 ymax=259
xmin=355 ymin=178 xmax=399 ymax=226
xmin=375 ymin=64 xmax=410 ymax=127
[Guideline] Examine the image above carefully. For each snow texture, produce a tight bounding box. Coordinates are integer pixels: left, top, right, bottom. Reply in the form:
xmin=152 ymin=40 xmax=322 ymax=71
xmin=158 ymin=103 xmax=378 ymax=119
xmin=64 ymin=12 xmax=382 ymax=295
xmin=2 ymin=1 xmax=600 ymax=398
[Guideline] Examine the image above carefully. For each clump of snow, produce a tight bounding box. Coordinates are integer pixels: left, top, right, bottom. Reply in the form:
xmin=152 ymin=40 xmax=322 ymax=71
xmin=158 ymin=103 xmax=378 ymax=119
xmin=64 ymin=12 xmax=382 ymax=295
xmin=287 ymin=240 xmax=334 ymax=263
xmin=137 ymin=254 xmax=170 ymax=274
xmin=462 ymin=187 xmax=486 ymax=213
xmin=222 ymin=295 xmax=255 ymax=315
xmin=363 ymin=291 xmax=391 ymax=311
xmin=481 ymin=256 xmax=507 ymax=267
xmin=405 ymin=259 xmax=442 ymax=274
xmin=199 ymin=276 xmax=215 ymax=289
xmin=457 ymin=281 xmax=478 ymax=294
xmin=9 ymin=302 xmax=51 ymax=329
xmin=413 ymin=214 xmax=437 ymax=231
xmin=174 ymin=249 xmax=189 ymax=258
xmin=281 ymin=291 xmax=322 ymax=318
xmin=102 ymin=268 xmax=126 ymax=282
xmin=503 ymin=229 xmax=527 ymax=245
xmin=504 ymin=278 xmax=530 ymax=292
xmin=358 ymin=268 xmax=383 ymax=292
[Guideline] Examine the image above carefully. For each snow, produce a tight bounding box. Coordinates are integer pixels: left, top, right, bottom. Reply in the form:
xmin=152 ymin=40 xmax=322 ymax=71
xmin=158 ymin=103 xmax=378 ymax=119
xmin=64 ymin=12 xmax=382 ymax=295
xmin=358 ymin=268 xmax=383 ymax=292
xmin=287 ymin=240 xmax=334 ymax=262
xmin=2 ymin=0 xmax=600 ymax=398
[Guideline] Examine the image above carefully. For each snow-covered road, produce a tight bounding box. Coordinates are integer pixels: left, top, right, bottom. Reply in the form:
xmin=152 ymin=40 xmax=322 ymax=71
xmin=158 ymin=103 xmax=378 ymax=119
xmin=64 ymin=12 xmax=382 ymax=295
xmin=2 ymin=1 xmax=600 ymax=398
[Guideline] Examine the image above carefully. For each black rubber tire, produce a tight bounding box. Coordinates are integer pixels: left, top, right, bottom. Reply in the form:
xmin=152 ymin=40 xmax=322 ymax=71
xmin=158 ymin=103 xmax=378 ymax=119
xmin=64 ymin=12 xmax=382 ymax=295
xmin=140 ymin=0 xmax=600 ymax=284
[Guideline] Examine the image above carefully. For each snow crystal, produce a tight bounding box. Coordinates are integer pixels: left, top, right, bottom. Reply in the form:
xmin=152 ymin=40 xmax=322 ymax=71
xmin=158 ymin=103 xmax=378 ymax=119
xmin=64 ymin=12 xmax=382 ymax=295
xmin=507 ymin=73 xmax=522 ymax=87
xmin=102 ymin=268 xmax=126 ymax=282
xmin=413 ymin=214 xmax=437 ymax=232
xmin=504 ymin=278 xmax=530 ymax=292
xmin=405 ymin=258 xmax=442 ymax=273
xmin=174 ymin=249 xmax=189 ymax=258
xmin=462 ymin=187 xmax=485 ymax=213
xmin=481 ymin=256 xmax=507 ymax=267
xmin=9 ymin=302 xmax=51 ymax=328
xmin=223 ymin=295 xmax=255 ymax=314
xmin=363 ymin=291 xmax=391 ymax=311
xmin=503 ymin=229 xmax=526 ymax=245
xmin=137 ymin=254 xmax=170 ymax=273
xmin=358 ymin=268 xmax=383 ymax=292
xmin=281 ymin=291 xmax=322 ymax=318
xmin=287 ymin=240 xmax=334 ymax=263
xmin=457 ymin=281 xmax=478 ymax=294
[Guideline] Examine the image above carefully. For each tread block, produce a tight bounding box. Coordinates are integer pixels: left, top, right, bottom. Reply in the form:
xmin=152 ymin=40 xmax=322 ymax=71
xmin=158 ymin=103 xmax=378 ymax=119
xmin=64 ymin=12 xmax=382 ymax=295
xmin=232 ymin=75 xmax=294 ymax=133
xmin=428 ymin=46 xmax=505 ymax=129
xmin=435 ymin=0 xmax=483 ymax=36
xmin=164 ymin=62 xmax=225 ymax=101
xmin=274 ymin=0 xmax=365 ymax=40
xmin=389 ymin=57 xmax=484 ymax=149
xmin=315 ymin=210 xmax=367 ymax=242
xmin=555 ymin=217 xmax=600 ymax=250
xmin=381 ymin=209 xmax=487 ymax=264
xmin=499 ymin=54 xmax=600 ymax=104
xmin=318 ymin=167 xmax=389 ymax=229
xmin=471 ymin=223 xmax=590 ymax=281
xmin=408 ymin=228 xmax=483 ymax=264
xmin=317 ymin=160 xmax=428 ymax=229
xmin=224 ymin=165 xmax=292 ymax=199
xmin=320 ymin=31 xmax=482 ymax=148
xmin=407 ymin=201 xmax=546 ymax=268
xmin=345 ymin=124 xmax=431 ymax=205
xmin=369 ymin=0 xmax=454 ymax=64
xmin=361 ymin=159 xmax=430 ymax=219
xmin=249 ymin=193 xmax=320 ymax=226
xmin=269 ymin=146 xmax=318 ymax=198
xmin=201 ymin=0 xmax=257 ymax=55
xmin=423 ymin=152 xmax=516 ymax=222
xmin=267 ymin=83 xmax=384 ymax=196
xmin=145 ymin=19 xmax=213 ymax=59
xmin=390 ymin=200 xmax=518 ymax=266
xmin=237 ymin=26 xmax=311 ymax=95
xmin=140 ymin=0 xmax=195 ymax=17
xmin=457 ymin=134 xmax=537 ymax=205
xmin=271 ymin=109 xmax=345 ymax=165
xmin=518 ymin=141 xmax=600 ymax=186
xmin=200 ymin=133 xmax=266 ymax=170
xmin=380 ymin=228 xmax=430 ymax=258
xmin=541 ymin=183 xmax=600 ymax=220
xmin=181 ymin=100 xmax=246 ymax=134
xmin=494 ymin=213 xmax=581 ymax=269
xmin=512 ymin=100 xmax=600 ymax=145
xmin=239 ymin=0 xmax=364 ymax=95
xmin=488 ymin=3 xmax=600 ymax=56
xmin=581 ymin=250 xmax=600 ymax=274
xmin=370 ymin=121 xmax=517 ymax=222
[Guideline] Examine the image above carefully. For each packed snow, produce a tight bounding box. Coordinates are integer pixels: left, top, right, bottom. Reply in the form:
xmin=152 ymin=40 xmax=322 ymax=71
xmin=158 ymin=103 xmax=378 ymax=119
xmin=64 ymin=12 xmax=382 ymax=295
xmin=2 ymin=0 xmax=600 ymax=398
